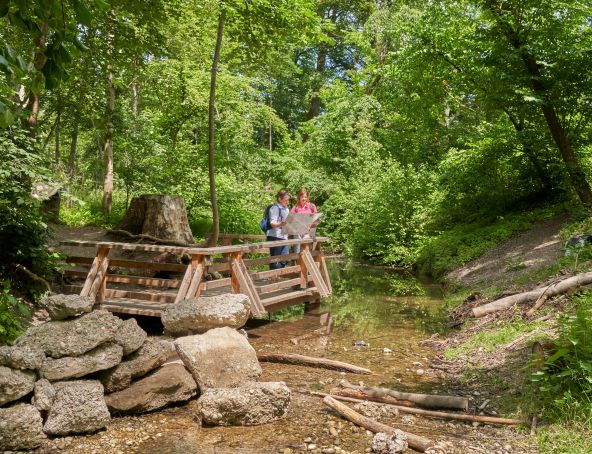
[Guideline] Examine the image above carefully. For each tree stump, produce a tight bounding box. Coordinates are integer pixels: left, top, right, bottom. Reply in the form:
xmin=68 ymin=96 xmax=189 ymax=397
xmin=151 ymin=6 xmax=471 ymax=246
xmin=114 ymin=194 xmax=194 ymax=245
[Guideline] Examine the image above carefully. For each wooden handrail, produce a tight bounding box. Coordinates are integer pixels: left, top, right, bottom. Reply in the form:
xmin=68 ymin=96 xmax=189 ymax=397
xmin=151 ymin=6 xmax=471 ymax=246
xmin=60 ymin=237 xmax=329 ymax=255
xmin=60 ymin=233 xmax=332 ymax=318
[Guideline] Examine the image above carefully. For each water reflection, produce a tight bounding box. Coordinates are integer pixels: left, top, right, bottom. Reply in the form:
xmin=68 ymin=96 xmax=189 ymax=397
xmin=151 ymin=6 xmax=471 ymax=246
xmin=324 ymin=260 xmax=447 ymax=338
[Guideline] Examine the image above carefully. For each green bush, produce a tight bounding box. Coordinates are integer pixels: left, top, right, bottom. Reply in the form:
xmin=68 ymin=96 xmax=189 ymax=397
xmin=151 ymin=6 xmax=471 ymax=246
xmin=0 ymin=280 xmax=30 ymax=345
xmin=60 ymin=191 xmax=127 ymax=227
xmin=0 ymin=129 xmax=59 ymax=293
xmin=416 ymin=207 xmax=560 ymax=279
xmin=531 ymin=292 xmax=592 ymax=423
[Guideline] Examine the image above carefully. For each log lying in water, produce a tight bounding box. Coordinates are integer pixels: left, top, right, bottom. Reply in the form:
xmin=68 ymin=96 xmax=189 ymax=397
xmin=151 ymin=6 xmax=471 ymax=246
xmin=323 ymin=395 xmax=434 ymax=452
xmin=339 ymin=380 xmax=469 ymax=411
xmin=472 ymin=272 xmax=592 ymax=318
xmin=315 ymin=392 xmax=523 ymax=426
xmin=256 ymin=353 xmax=372 ymax=375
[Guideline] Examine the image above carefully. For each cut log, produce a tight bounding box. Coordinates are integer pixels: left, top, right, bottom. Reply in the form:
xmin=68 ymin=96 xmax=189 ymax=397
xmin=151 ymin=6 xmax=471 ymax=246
xmin=329 ymin=388 xmax=417 ymax=408
xmin=316 ymin=392 xmax=523 ymax=427
xmin=114 ymin=194 xmax=195 ymax=245
xmin=322 ymin=395 xmax=434 ymax=452
xmin=256 ymin=353 xmax=372 ymax=375
xmin=472 ymin=271 xmax=592 ymax=318
xmin=339 ymin=380 xmax=468 ymax=411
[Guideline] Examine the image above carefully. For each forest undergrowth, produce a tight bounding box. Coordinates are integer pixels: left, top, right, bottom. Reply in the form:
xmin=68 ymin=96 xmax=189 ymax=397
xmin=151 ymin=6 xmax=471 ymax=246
xmin=436 ymin=212 xmax=592 ymax=454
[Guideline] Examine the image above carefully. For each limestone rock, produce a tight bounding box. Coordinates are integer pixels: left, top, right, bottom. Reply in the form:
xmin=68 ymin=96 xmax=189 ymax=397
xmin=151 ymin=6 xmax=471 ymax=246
xmin=43 ymin=380 xmax=110 ymax=435
xmin=114 ymin=318 xmax=147 ymax=355
xmin=40 ymin=343 xmax=123 ymax=381
xmin=32 ymin=379 xmax=55 ymax=412
xmin=162 ymin=293 xmax=251 ymax=335
xmin=0 ymin=366 xmax=36 ymax=406
xmin=105 ymin=363 xmax=197 ymax=414
xmin=41 ymin=294 xmax=95 ymax=320
xmin=197 ymin=382 xmax=291 ymax=426
xmin=101 ymin=339 xmax=174 ymax=393
xmin=0 ymin=345 xmax=45 ymax=370
xmin=0 ymin=404 xmax=46 ymax=451
xmin=174 ymin=327 xmax=261 ymax=391
xmin=371 ymin=431 xmax=408 ymax=454
xmin=15 ymin=310 xmax=123 ymax=358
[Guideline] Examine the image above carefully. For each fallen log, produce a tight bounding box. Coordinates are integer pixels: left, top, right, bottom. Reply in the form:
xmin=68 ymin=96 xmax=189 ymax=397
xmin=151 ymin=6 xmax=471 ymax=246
xmin=256 ymin=353 xmax=372 ymax=375
xmin=315 ymin=392 xmax=523 ymax=426
xmin=330 ymin=387 xmax=417 ymax=407
xmin=339 ymin=380 xmax=468 ymax=411
xmin=322 ymin=395 xmax=434 ymax=452
xmin=14 ymin=263 xmax=51 ymax=292
xmin=472 ymin=271 xmax=592 ymax=318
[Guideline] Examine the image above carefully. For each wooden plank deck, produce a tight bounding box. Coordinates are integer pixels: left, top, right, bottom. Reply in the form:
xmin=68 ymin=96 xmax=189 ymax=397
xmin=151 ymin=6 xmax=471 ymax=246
xmin=59 ymin=234 xmax=332 ymax=318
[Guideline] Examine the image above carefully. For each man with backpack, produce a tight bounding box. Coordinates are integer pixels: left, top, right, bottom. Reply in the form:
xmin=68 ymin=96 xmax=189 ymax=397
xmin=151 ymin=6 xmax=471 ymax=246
xmin=263 ymin=189 xmax=291 ymax=270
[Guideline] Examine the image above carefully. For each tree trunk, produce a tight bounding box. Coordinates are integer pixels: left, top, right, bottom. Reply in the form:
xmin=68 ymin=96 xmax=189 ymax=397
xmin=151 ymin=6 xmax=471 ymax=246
xmin=25 ymin=22 xmax=47 ymax=133
xmin=102 ymin=12 xmax=116 ymax=216
xmin=54 ymin=107 xmax=61 ymax=165
xmin=485 ymin=0 xmax=592 ymax=204
xmin=114 ymin=194 xmax=195 ymax=245
xmin=472 ymin=271 xmax=592 ymax=317
xmin=338 ymin=380 xmax=469 ymax=411
xmin=207 ymin=10 xmax=225 ymax=246
xmin=322 ymin=396 xmax=434 ymax=452
xmin=256 ymin=353 xmax=372 ymax=375
xmin=102 ymin=64 xmax=115 ymax=215
xmin=318 ymin=392 xmax=523 ymax=426
xmin=68 ymin=119 xmax=78 ymax=179
xmin=305 ymin=46 xmax=326 ymax=121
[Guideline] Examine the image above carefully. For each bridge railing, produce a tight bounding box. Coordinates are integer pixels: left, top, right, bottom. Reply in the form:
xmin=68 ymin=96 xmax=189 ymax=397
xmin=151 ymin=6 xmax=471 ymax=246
xmin=59 ymin=236 xmax=332 ymax=317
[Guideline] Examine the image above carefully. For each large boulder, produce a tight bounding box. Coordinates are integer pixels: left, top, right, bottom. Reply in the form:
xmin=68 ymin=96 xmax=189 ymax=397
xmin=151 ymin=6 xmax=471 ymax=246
xmin=40 ymin=343 xmax=123 ymax=381
xmin=15 ymin=310 xmax=123 ymax=358
xmin=101 ymin=339 xmax=175 ymax=393
xmin=196 ymin=382 xmax=291 ymax=426
xmin=43 ymin=380 xmax=110 ymax=436
xmin=0 ymin=366 xmax=36 ymax=406
xmin=162 ymin=294 xmax=251 ymax=335
xmin=32 ymin=379 xmax=55 ymax=412
xmin=174 ymin=327 xmax=261 ymax=391
xmin=0 ymin=345 xmax=45 ymax=370
xmin=41 ymin=294 xmax=95 ymax=320
xmin=105 ymin=363 xmax=197 ymax=414
xmin=114 ymin=318 xmax=147 ymax=355
xmin=0 ymin=404 xmax=46 ymax=451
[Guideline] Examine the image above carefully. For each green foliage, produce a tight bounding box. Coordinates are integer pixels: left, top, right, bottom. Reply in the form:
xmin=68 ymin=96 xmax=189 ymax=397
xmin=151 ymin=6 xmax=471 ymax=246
xmin=0 ymin=129 xmax=58 ymax=290
xmin=0 ymin=280 xmax=30 ymax=345
xmin=60 ymin=191 xmax=127 ymax=227
xmin=445 ymin=317 xmax=548 ymax=359
xmin=536 ymin=420 xmax=592 ymax=454
xmin=530 ymin=293 xmax=592 ymax=422
xmin=416 ymin=208 xmax=560 ymax=279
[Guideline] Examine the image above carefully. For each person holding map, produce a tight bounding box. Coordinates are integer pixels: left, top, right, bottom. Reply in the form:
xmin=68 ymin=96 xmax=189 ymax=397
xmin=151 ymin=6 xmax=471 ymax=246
xmin=266 ymin=189 xmax=291 ymax=270
xmin=289 ymin=188 xmax=320 ymax=253
xmin=291 ymin=188 xmax=317 ymax=216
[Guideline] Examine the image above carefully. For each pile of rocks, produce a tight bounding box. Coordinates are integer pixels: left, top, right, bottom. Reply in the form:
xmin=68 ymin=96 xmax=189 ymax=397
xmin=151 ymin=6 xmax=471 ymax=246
xmin=0 ymin=293 xmax=291 ymax=451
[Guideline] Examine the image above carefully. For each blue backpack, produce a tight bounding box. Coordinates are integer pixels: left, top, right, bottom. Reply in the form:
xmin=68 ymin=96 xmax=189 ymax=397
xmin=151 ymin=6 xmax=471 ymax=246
xmin=260 ymin=204 xmax=274 ymax=232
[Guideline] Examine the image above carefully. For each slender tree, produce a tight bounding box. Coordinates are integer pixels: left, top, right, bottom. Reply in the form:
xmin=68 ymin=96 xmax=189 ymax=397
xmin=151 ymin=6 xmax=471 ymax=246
xmin=207 ymin=10 xmax=226 ymax=246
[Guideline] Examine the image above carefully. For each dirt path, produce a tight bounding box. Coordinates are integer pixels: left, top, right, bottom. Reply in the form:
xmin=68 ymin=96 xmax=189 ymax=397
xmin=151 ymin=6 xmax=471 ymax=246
xmin=445 ymin=215 xmax=567 ymax=290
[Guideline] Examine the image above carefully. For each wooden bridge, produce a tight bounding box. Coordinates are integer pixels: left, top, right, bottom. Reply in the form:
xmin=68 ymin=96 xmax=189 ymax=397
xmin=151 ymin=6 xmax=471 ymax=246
xmin=59 ymin=234 xmax=332 ymax=318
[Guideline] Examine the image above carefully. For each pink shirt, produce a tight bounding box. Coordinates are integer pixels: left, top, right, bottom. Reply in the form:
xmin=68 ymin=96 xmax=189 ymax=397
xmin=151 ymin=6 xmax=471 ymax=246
xmin=290 ymin=202 xmax=317 ymax=214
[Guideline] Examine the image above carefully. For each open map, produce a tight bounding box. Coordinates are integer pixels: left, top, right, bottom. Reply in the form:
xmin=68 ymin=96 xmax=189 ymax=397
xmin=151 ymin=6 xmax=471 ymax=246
xmin=282 ymin=212 xmax=324 ymax=236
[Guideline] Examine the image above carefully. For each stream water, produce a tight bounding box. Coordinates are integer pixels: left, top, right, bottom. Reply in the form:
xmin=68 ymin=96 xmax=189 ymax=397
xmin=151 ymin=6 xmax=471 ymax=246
xmin=63 ymin=260 xmax=452 ymax=454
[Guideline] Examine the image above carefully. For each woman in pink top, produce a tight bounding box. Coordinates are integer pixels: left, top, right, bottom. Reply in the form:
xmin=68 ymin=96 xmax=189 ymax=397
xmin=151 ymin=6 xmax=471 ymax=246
xmin=290 ymin=188 xmax=318 ymax=252
xmin=291 ymin=188 xmax=317 ymax=215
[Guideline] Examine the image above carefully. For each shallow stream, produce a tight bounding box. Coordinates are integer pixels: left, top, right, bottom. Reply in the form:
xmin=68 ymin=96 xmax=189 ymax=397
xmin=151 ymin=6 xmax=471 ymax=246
xmin=61 ymin=260 xmax=455 ymax=454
